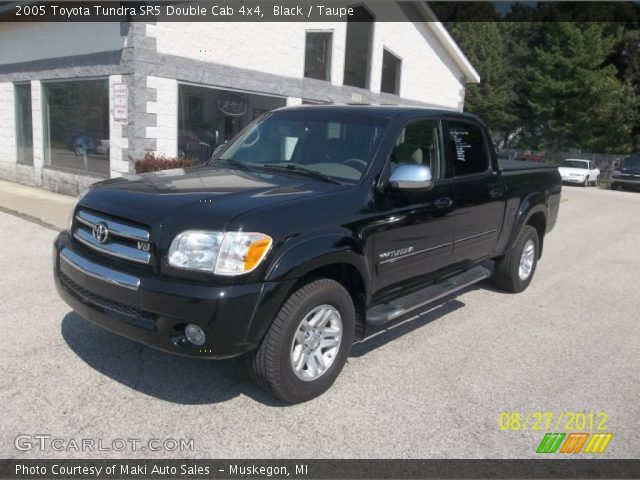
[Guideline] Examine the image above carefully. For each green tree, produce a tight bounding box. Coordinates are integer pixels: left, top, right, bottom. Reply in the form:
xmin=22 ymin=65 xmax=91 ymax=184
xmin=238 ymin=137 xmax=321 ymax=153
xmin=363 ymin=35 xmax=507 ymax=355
xmin=527 ymin=22 xmax=637 ymax=153
xmin=608 ymin=24 xmax=640 ymax=151
xmin=447 ymin=22 xmax=518 ymax=148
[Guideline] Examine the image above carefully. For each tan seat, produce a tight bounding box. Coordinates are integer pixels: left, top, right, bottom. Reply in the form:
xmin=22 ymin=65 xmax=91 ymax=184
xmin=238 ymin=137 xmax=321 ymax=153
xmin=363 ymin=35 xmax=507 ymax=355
xmin=392 ymin=142 xmax=423 ymax=165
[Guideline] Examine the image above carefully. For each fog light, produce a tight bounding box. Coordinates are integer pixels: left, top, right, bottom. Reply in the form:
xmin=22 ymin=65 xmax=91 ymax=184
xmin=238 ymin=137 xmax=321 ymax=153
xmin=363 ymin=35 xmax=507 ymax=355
xmin=184 ymin=324 xmax=206 ymax=346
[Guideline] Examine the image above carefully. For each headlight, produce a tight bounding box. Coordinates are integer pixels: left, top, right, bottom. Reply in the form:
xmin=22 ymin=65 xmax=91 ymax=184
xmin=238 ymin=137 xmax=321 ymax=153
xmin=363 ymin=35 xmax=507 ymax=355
xmin=168 ymin=230 xmax=273 ymax=275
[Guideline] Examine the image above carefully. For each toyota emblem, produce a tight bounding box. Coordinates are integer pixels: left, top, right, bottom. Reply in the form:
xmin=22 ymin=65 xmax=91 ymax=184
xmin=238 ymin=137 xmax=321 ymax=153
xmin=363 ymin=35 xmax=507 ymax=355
xmin=92 ymin=222 xmax=109 ymax=244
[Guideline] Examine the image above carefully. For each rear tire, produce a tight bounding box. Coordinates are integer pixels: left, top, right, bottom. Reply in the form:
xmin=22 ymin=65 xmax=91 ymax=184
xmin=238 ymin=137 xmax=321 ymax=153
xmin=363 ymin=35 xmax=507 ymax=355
xmin=493 ymin=225 xmax=540 ymax=293
xmin=247 ymin=279 xmax=355 ymax=403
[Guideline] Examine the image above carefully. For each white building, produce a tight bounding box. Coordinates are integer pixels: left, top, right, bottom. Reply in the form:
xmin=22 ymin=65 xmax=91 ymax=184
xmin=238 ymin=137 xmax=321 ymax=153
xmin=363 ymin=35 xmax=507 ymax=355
xmin=0 ymin=3 xmax=479 ymax=195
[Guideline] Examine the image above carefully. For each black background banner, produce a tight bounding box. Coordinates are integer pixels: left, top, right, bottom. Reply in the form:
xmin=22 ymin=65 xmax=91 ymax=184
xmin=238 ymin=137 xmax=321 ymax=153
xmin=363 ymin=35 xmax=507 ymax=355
xmin=1 ymin=1 xmax=420 ymax=22
xmin=1 ymin=459 xmax=640 ymax=479
xmin=2 ymin=1 xmax=640 ymax=22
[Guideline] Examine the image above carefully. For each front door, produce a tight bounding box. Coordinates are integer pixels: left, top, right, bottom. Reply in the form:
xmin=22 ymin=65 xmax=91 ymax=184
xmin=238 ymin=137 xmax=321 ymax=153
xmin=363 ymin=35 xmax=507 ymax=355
xmin=371 ymin=118 xmax=455 ymax=295
xmin=443 ymin=118 xmax=504 ymax=265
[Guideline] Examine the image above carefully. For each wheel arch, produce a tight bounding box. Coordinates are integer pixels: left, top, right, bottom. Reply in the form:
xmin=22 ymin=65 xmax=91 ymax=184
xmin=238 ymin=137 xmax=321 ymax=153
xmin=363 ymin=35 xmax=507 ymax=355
xmin=526 ymin=211 xmax=546 ymax=258
xmin=505 ymin=192 xmax=548 ymax=258
xmin=265 ymin=234 xmax=370 ymax=291
xmin=249 ymin=235 xmax=370 ymax=343
xmin=288 ymin=262 xmax=368 ymax=341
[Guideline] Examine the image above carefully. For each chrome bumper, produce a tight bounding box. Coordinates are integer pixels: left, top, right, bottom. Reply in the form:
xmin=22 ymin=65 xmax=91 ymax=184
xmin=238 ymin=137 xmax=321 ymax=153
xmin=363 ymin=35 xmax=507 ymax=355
xmin=59 ymin=247 xmax=141 ymax=291
xmin=561 ymin=176 xmax=586 ymax=183
xmin=612 ymin=175 xmax=640 ymax=185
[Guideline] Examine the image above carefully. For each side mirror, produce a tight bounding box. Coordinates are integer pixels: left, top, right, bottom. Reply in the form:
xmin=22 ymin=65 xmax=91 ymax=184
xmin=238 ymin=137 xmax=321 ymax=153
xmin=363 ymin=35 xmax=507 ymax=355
xmin=388 ymin=164 xmax=433 ymax=190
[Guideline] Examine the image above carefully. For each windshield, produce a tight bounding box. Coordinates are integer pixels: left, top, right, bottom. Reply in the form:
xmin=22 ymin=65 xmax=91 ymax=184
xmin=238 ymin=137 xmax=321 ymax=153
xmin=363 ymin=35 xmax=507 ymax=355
xmin=621 ymin=156 xmax=640 ymax=168
xmin=216 ymin=111 xmax=388 ymax=183
xmin=561 ymin=160 xmax=588 ymax=169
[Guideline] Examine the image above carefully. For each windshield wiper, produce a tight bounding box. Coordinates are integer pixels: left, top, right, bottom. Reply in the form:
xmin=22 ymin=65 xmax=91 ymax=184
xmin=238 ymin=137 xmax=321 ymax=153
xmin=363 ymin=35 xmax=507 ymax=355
xmin=216 ymin=159 xmax=256 ymax=172
xmin=262 ymin=163 xmax=342 ymax=185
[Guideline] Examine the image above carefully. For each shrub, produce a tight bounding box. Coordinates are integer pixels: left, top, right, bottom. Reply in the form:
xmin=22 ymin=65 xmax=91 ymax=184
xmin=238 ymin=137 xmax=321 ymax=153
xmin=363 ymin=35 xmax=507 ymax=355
xmin=134 ymin=152 xmax=194 ymax=173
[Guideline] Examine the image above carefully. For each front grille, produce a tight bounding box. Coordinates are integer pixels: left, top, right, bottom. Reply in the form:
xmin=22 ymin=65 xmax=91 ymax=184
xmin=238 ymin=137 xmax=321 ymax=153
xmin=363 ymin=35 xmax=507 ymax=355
xmin=60 ymin=271 xmax=158 ymax=326
xmin=73 ymin=210 xmax=152 ymax=265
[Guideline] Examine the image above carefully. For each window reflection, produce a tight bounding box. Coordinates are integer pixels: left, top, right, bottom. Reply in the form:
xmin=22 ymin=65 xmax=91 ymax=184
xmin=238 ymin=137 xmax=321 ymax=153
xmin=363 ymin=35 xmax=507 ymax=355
xmin=178 ymin=85 xmax=286 ymax=164
xmin=44 ymin=79 xmax=110 ymax=176
xmin=15 ymin=83 xmax=33 ymax=165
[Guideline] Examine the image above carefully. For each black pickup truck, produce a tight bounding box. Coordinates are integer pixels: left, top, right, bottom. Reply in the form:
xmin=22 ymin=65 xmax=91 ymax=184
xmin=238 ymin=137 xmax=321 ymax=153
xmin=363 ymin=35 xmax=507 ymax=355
xmin=53 ymin=106 xmax=561 ymax=403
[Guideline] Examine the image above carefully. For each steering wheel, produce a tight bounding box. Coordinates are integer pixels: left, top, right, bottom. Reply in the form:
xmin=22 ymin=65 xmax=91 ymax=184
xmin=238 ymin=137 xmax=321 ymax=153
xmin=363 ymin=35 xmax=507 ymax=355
xmin=344 ymin=158 xmax=367 ymax=171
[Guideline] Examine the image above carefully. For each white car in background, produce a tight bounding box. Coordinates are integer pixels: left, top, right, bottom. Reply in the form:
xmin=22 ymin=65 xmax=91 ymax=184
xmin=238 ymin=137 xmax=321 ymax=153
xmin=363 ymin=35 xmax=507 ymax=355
xmin=558 ymin=159 xmax=600 ymax=186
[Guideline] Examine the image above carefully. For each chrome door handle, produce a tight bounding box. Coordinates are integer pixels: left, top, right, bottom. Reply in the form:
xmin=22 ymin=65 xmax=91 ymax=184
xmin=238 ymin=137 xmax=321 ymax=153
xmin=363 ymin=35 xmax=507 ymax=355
xmin=489 ymin=188 xmax=504 ymax=198
xmin=434 ymin=197 xmax=453 ymax=209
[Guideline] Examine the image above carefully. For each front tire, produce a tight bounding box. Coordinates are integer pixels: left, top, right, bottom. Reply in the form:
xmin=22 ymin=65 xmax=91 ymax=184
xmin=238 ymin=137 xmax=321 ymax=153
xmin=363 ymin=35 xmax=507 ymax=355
xmin=248 ymin=279 xmax=355 ymax=403
xmin=493 ymin=225 xmax=540 ymax=293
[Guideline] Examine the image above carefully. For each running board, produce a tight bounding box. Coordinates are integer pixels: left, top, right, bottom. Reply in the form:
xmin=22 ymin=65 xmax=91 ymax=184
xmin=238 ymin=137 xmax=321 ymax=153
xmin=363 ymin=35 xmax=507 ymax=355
xmin=366 ymin=266 xmax=491 ymax=326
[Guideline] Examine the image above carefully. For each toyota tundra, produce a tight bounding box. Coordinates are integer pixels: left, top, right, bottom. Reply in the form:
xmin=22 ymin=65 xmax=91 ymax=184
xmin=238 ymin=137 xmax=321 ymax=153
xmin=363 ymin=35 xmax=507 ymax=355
xmin=54 ymin=106 xmax=561 ymax=403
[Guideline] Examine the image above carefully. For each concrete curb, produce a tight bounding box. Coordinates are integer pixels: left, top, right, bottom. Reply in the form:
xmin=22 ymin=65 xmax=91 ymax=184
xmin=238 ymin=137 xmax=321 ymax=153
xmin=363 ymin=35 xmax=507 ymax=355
xmin=0 ymin=179 xmax=75 ymax=231
xmin=0 ymin=205 xmax=61 ymax=232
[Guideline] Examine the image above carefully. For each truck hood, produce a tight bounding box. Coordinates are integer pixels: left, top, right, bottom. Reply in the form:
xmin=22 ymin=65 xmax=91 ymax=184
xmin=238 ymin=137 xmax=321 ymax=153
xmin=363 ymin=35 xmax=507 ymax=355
xmin=617 ymin=165 xmax=640 ymax=175
xmin=79 ymin=165 xmax=344 ymax=229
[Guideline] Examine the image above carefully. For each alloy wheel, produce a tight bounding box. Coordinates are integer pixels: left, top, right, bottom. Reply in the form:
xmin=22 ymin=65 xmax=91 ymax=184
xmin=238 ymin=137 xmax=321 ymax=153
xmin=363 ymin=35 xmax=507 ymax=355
xmin=290 ymin=305 xmax=343 ymax=381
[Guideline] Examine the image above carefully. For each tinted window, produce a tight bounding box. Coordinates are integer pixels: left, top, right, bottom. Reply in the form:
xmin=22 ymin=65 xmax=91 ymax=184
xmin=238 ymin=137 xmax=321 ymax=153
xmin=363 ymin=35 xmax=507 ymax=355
xmin=445 ymin=121 xmax=489 ymax=176
xmin=621 ymin=156 xmax=640 ymax=168
xmin=304 ymin=32 xmax=332 ymax=81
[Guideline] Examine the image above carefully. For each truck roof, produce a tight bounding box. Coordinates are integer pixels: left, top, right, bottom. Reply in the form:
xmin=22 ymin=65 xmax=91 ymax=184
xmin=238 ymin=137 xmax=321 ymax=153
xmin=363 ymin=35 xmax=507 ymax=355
xmin=277 ymin=104 xmax=483 ymax=121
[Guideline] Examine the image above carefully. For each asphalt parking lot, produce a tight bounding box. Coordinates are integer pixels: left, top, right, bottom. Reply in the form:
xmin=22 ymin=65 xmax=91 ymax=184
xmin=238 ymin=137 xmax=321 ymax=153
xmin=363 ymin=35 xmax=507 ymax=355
xmin=1 ymin=186 xmax=639 ymax=459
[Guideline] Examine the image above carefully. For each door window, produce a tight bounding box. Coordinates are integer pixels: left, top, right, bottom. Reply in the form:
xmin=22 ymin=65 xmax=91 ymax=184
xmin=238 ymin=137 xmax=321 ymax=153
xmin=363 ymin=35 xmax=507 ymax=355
xmin=445 ymin=120 xmax=489 ymax=176
xmin=388 ymin=119 xmax=442 ymax=179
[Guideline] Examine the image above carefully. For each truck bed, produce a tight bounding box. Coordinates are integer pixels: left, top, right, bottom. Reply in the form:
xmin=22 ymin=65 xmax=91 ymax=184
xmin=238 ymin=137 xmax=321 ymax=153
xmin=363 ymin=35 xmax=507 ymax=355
xmin=499 ymin=159 xmax=558 ymax=172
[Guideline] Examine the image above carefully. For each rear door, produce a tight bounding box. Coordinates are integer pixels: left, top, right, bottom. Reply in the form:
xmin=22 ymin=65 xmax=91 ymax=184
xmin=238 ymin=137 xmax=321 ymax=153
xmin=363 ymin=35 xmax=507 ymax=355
xmin=443 ymin=118 xmax=504 ymax=265
xmin=371 ymin=117 xmax=455 ymax=294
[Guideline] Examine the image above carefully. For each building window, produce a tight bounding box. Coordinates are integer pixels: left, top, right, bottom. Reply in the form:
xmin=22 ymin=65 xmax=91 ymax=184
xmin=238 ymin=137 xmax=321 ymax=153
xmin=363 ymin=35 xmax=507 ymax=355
xmin=381 ymin=49 xmax=402 ymax=95
xmin=343 ymin=6 xmax=374 ymax=89
xmin=43 ymin=79 xmax=109 ymax=176
xmin=14 ymin=83 xmax=33 ymax=165
xmin=304 ymin=32 xmax=333 ymax=81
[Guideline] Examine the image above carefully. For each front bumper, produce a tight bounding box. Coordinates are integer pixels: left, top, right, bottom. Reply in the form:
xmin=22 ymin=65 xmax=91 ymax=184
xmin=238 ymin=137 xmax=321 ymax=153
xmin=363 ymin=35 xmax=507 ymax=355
xmin=611 ymin=175 xmax=640 ymax=187
xmin=561 ymin=175 xmax=587 ymax=183
xmin=53 ymin=232 xmax=293 ymax=359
